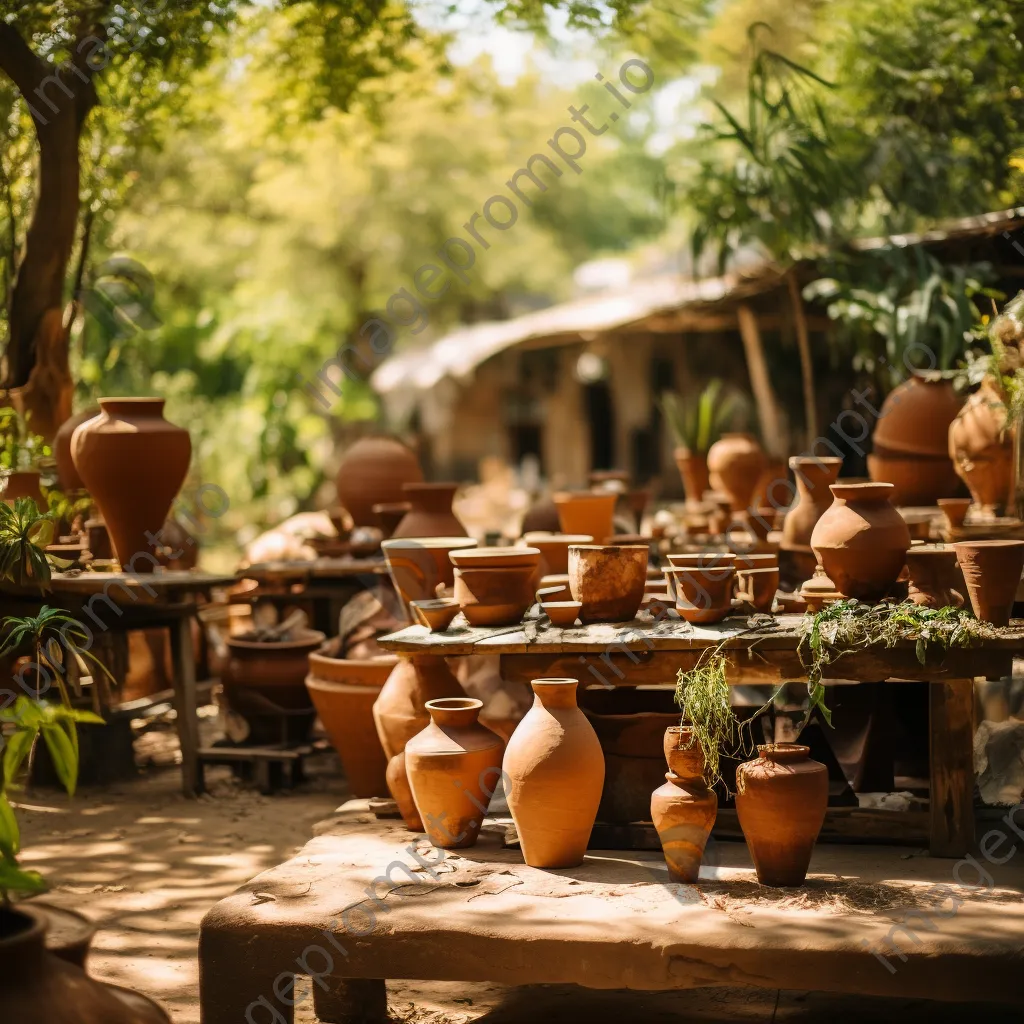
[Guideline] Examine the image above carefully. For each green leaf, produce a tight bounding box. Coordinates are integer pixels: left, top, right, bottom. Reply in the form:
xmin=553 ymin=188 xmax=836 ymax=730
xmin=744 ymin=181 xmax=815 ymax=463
xmin=0 ymin=861 xmax=46 ymax=896
xmin=40 ymin=722 xmax=79 ymax=798
xmin=2 ymin=725 xmax=37 ymax=784
xmin=0 ymin=791 xmax=20 ymax=859
xmin=915 ymin=637 xmax=927 ymax=665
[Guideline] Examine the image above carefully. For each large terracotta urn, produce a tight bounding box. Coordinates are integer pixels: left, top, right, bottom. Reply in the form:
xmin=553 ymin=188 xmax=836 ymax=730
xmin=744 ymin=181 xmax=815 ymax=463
xmin=782 ymin=456 xmax=842 ymax=549
xmin=735 ymin=743 xmax=828 ymax=887
xmin=673 ymin=447 xmax=710 ymax=506
xmin=707 ymin=433 xmax=767 ymax=511
xmin=953 ymin=539 xmax=1024 ymax=627
xmin=53 ymin=407 xmax=99 ymax=492
xmin=948 ymin=378 xmax=1014 ymax=512
xmin=391 ymin=482 xmax=467 ymax=538
xmin=651 ymin=726 xmax=717 ymax=883
xmin=552 ymin=491 xmax=617 ymax=543
xmin=406 ymin=697 xmax=504 ymax=849
xmin=70 ymin=398 xmax=190 ymax=570
xmin=335 ymin=435 xmax=423 ymax=527
xmin=503 ymin=677 xmax=604 ymax=868
xmin=873 ymin=374 xmax=963 ymax=456
xmin=810 ymin=482 xmax=910 ymax=601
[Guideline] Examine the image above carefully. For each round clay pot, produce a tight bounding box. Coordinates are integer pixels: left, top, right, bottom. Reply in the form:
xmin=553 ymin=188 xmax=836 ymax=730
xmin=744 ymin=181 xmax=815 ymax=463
xmin=707 ymin=433 xmax=767 ymax=512
xmin=873 ymin=375 xmax=963 ymax=457
xmin=937 ymin=497 xmax=971 ymax=530
xmin=736 ymin=567 xmax=779 ymax=613
xmin=406 ymin=697 xmax=504 ymax=849
xmin=953 ymin=539 xmax=1024 ymax=627
xmin=2 ymin=469 xmax=46 ymax=506
xmin=948 ymin=378 xmax=1013 ymax=512
xmin=503 ymin=678 xmax=604 ymax=868
xmin=905 ymin=546 xmax=965 ymax=610
xmin=373 ymin=654 xmax=466 ymax=829
xmin=32 ymin=902 xmax=96 ymax=968
xmin=866 ymin=449 xmax=961 ymax=507
xmin=53 ymin=407 xmax=99 ymax=492
xmin=567 ymin=544 xmax=647 ymax=623
xmin=71 ymin=398 xmax=190 ymax=570
xmin=391 ymin=482 xmax=466 ymax=538
xmin=541 ymin=601 xmax=581 ymax=628
xmin=553 ymin=491 xmax=617 ymax=544
xmin=373 ymin=501 xmax=411 ymax=538
xmin=782 ymin=456 xmax=842 ymax=550
xmin=673 ymin=566 xmax=736 ymax=624
xmin=382 ymin=537 xmax=477 ymax=609
xmin=305 ymin=641 xmax=395 ymax=797
xmin=673 ymin=447 xmax=710 ymax=506
xmin=336 ymin=436 xmax=422 ymax=527
xmin=810 ymin=482 xmax=910 ymax=601
xmin=521 ymin=495 xmax=562 ymax=534
xmin=521 ymin=532 xmax=593 ymax=576
xmin=453 ymin=565 xmax=535 ymax=626
xmin=651 ymin=726 xmax=717 ymax=883
xmin=735 ymin=743 xmax=828 ymax=887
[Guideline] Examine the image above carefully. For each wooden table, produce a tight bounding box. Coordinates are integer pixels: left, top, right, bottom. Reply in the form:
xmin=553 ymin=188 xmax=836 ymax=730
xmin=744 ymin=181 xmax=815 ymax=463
xmin=0 ymin=569 xmax=236 ymax=797
xmin=378 ymin=612 xmax=1024 ymax=858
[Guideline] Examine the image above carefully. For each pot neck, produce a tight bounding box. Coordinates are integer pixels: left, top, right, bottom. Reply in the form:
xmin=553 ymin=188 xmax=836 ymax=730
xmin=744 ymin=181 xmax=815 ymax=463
xmin=790 ymin=457 xmax=842 ymax=494
xmin=530 ymin=678 xmax=579 ymax=709
xmin=0 ymin=907 xmax=47 ymax=975
xmin=99 ymin=397 xmax=166 ymax=418
xmin=757 ymin=743 xmax=810 ymax=764
xmin=426 ymin=697 xmax=482 ymax=728
xmin=829 ymin=482 xmax=894 ymax=504
xmin=402 ymin=483 xmax=457 ymax=512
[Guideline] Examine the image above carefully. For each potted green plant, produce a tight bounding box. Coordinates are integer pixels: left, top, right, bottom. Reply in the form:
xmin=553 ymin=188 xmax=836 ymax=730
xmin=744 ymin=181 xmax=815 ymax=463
xmin=0 ymin=407 xmax=51 ymax=507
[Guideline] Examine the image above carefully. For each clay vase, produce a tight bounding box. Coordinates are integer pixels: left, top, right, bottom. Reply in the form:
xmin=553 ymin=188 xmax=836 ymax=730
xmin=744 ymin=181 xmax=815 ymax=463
xmin=651 ymin=726 xmax=717 ymax=883
xmin=373 ymin=654 xmax=466 ymax=830
xmin=567 ymin=544 xmax=647 ymax=623
xmin=707 ymin=433 xmax=767 ymax=512
xmin=953 ymin=540 xmax=1024 ymax=627
xmin=553 ymin=491 xmax=617 ymax=543
xmin=405 ymin=697 xmax=504 ymax=849
xmin=503 ymin=678 xmax=604 ymax=868
xmin=335 ymin=435 xmax=422 ymax=527
xmin=672 ymin=566 xmax=736 ymax=624
xmin=905 ymin=547 xmax=965 ymax=610
xmin=782 ymin=456 xmax=842 ymax=550
xmin=673 ymin=447 xmax=710 ymax=506
xmin=873 ymin=375 xmax=963 ymax=456
xmin=810 ymin=482 xmax=910 ymax=601
xmin=53 ymin=407 xmax=99 ymax=493
xmin=948 ymin=378 xmax=1013 ymax=512
xmin=382 ymin=537 xmax=477 ymax=610
xmin=2 ymin=469 xmax=45 ymax=506
xmin=735 ymin=743 xmax=828 ymax=887
xmin=71 ymin=398 xmax=191 ymax=570
xmin=391 ymin=482 xmax=467 ymax=538
xmin=305 ymin=641 xmax=395 ymax=797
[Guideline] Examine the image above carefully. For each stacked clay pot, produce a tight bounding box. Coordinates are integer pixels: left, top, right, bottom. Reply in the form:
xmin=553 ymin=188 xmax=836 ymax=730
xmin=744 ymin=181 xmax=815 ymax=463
xmin=553 ymin=491 xmax=617 ymax=544
xmin=335 ymin=435 xmax=422 ymax=527
xmin=382 ymin=537 xmax=477 ymax=611
xmin=405 ymin=697 xmax=504 ymax=849
xmin=503 ymin=678 xmax=604 ymax=868
xmin=780 ymin=456 xmax=842 ymax=585
xmin=735 ymin=743 xmax=828 ymax=887
xmin=707 ymin=433 xmax=766 ymax=512
xmin=567 ymin=544 xmax=647 ymax=623
xmin=948 ymin=377 xmax=1014 ymax=513
xmin=953 ymin=539 xmax=1024 ymax=627
xmin=451 ymin=547 xmax=539 ymax=626
xmin=674 ymin=447 xmax=710 ymax=506
xmin=392 ymin=482 xmax=467 ymax=538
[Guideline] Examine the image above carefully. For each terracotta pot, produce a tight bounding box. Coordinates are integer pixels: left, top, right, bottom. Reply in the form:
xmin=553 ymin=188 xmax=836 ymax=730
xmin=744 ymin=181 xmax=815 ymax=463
xmin=541 ymin=600 xmax=581 ymax=627
xmin=810 ymin=482 xmax=910 ymax=601
xmin=373 ymin=654 xmax=466 ymax=830
xmin=782 ymin=456 xmax=842 ymax=549
xmin=71 ymin=398 xmax=190 ymax=571
xmin=521 ymin=495 xmax=561 ymax=534
xmin=53 ymin=407 xmax=99 ymax=493
xmin=651 ymin=726 xmax=717 ymax=883
xmin=673 ymin=566 xmax=736 ymax=624
xmin=521 ymin=532 xmax=593 ymax=576
xmin=873 ymin=375 xmax=963 ymax=457
xmin=567 ymin=544 xmax=647 ymax=623
xmin=953 ymin=539 xmax=1024 ymax=627
xmin=410 ymin=598 xmax=460 ymax=631
xmin=729 ymin=508 xmax=774 ymax=545
xmin=503 ymin=678 xmax=604 ymax=868
xmin=553 ymin=491 xmax=617 ymax=544
xmin=948 ymin=378 xmax=1013 ymax=512
xmin=673 ymin=447 xmax=710 ymax=505
xmin=2 ymin=469 xmax=46 ymax=506
xmin=382 ymin=537 xmax=477 ymax=609
xmin=866 ymin=449 xmax=961 ymax=507
xmin=735 ymin=743 xmax=828 ymax=887
xmin=752 ymin=458 xmax=788 ymax=510
xmin=305 ymin=642 xmax=395 ymax=797
xmin=937 ymin=497 xmax=971 ymax=530
xmin=736 ymin=567 xmax=779 ymax=613
xmin=391 ymin=482 xmax=466 ymax=538
xmin=707 ymin=433 xmax=767 ymax=512
xmin=32 ymin=902 xmax=96 ymax=968
xmin=450 ymin=547 xmax=540 ymax=570
xmin=335 ymin=436 xmax=422 ymax=527
xmin=373 ymin=501 xmax=411 ymax=538
xmin=905 ymin=546 xmax=965 ymax=610
xmin=406 ymin=697 xmax=504 ymax=849
xmin=0 ymin=906 xmax=169 ymax=1023
xmin=453 ymin=565 xmax=535 ymax=626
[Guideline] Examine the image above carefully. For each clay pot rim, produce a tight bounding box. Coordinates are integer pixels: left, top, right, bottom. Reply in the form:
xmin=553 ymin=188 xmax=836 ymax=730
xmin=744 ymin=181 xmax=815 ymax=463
xmin=450 ymin=546 xmax=540 ymax=566
xmin=97 ymin=395 xmax=165 ymax=408
xmin=788 ymin=455 xmax=843 ymax=470
xmin=953 ymin=539 xmax=1024 ymax=552
xmin=371 ymin=501 xmax=412 ymax=512
xmin=540 ymin=600 xmax=582 ymax=610
xmin=737 ymin=566 xmax=780 ymax=576
xmin=666 ymin=566 xmax=736 ymax=581
xmin=308 ymin=649 xmax=398 ymax=669
xmin=228 ymin=628 xmax=327 ymax=651
xmin=570 ymin=544 xmax=650 ymax=554
xmin=531 ymin=677 xmax=578 ymax=687
xmin=829 ymin=481 xmax=895 ymax=502
xmin=382 ymin=537 xmax=477 ymax=551
xmin=425 ymin=697 xmax=483 ymax=712
xmin=521 ymin=533 xmax=594 ymax=544
xmin=756 ymin=742 xmax=810 ymax=762
xmin=0 ymin=904 xmax=46 ymax=946
xmin=552 ymin=491 xmax=618 ymax=503
xmin=410 ymin=597 xmax=459 ymax=610
xmin=666 ymin=553 xmax=736 ymax=565
xmin=401 ymin=481 xmax=460 ymax=492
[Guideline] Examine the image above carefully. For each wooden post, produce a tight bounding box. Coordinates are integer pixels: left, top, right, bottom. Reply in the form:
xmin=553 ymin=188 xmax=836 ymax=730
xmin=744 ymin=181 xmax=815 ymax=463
xmin=169 ymin=612 xmax=203 ymax=798
xmin=929 ymin=678 xmax=975 ymax=857
xmin=786 ymin=270 xmax=818 ymax=446
xmin=736 ymin=303 xmax=785 ymax=455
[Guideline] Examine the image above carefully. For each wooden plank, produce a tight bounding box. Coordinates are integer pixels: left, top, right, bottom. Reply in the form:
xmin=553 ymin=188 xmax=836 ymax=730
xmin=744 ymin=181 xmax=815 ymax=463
xmin=929 ymin=678 xmax=976 ymax=857
xmin=169 ymin=613 xmax=203 ymax=798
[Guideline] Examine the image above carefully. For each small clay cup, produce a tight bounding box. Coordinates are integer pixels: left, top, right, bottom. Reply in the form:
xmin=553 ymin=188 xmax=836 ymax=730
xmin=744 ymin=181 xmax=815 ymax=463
xmin=410 ymin=598 xmax=461 ymax=632
xmin=938 ymin=498 xmax=971 ymax=531
xmin=541 ymin=601 xmax=582 ymax=627
xmin=736 ymin=567 xmax=780 ymax=613
xmin=568 ymin=544 xmax=648 ymax=623
xmin=953 ymin=539 xmax=1024 ymax=626
xmin=674 ymin=566 xmax=736 ymax=624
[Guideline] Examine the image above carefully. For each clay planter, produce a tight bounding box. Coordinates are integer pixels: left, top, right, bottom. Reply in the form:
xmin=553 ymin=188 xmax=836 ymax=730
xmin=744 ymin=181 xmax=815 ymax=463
xmin=735 ymin=743 xmax=828 ymax=887
xmin=553 ymin=491 xmax=617 ymax=544
xmin=391 ymin=482 xmax=466 ymax=538
xmin=305 ymin=642 xmax=395 ymax=797
xmin=336 ymin=436 xmax=422 ymax=527
xmin=905 ymin=546 xmax=965 ymax=610
xmin=953 ymin=539 xmax=1024 ymax=627
xmin=736 ymin=567 xmax=779 ymax=613
xmin=406 ymin=697 xmax=504 ymax=849
xmin=948 ymin=378 xmax=1013 ymax=512
xmin=503 ymin=678 xmax=604 ymax=868
xmin=542 ymin=600 xmax=581 ymax=627
xmin=33 ymin=902 xmax=96 ymax=968
xmin=567 ymin=544 xmax=647 ymax=623
xmin=453 ymin=565 xmax=535 ymax=626
xmin=373 ymin=654 xmax=466 ymax=830
xmin=410 ymin=598 xmax=460 ymax=632
xmin=53 ymin=407 xmax=100 ymax=493
xmin=221 ymin=629 xmax=326 ymax=745
xmin=71 ymin=398 xmax=191 ymax=570
xmin=373 ymin=501 xmax=411 ymax=538
xmin=873 ymin=375 xmax=963 ymax=457
xmin=707 ymin=433 xmax=767 ymax=512
xmin=809 ymin=482 xmax=910 ymax=602
xmin=651 ymin=727 xmax=717 ymax=883
xmin=673 ymin=566 xmax=736 ymax=624
xmin=752 ymin=459 xmax=788 ymax=510
xmin=382 ymin=537 xmax=477 ymax=610
xmin=2 ymin=469 xmax=45 ymax=505
xmin=866 ymin=448 xmax=961 ymax=507
xmin=521 ymin=532 xmax=593 ymax=575
xmin=673 ymin=447 xmax=710 ymax=506
xmin=782 ymin=456 xmax=842 ymax=550
xmin=938 ymin=497 xmax=971 ymax=530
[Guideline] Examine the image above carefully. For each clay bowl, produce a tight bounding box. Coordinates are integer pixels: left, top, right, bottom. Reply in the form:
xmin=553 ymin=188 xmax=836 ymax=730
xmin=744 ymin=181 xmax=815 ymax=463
xmin=453 ymin=565 xmax=535 ymax=626
xmin=521 ymin=532 xmax=593 ymax=575
xmin=568 ymin=544 xmax=648 ymax=624
xmin=410 ymin=598 xmax=461 ymax=632
xmin=938 ymin=498 xmax=971 ymax=530
xmin=382 ymin=537 xmax=478 ymax=606
xmin=450 ymin=546 xmax=540 ymax=570
xmin=675 ymin=567 xmax=736 ymax=624
xmin=541 ymin=601 xmax=582 ymax=627
xmin=953 ymin=539 xmax=1024 ymax=627
xmin=736 ymin=567 xmax=780 ymax=613
xmin=536 ymin=574 xmax=571 ymax=602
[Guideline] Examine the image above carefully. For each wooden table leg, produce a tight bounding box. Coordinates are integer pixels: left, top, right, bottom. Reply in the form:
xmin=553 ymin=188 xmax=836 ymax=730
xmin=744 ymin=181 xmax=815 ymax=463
xmin=929 ymin=678 xmax=975 ymax=857
xmin=169 ymin=612 xmax=203 ymax=798
xmin=314 ymin=977 xmax=388 ymax=1024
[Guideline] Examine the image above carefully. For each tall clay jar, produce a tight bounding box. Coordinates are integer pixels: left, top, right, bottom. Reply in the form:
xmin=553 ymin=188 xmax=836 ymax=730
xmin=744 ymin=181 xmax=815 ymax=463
xmin=735 ymin=743 xmax=828 ymax=887
xmin=335 ymin=435 xmax=423 ymax=527
xmin=651 ymin=726 xmax=717 ymax=883
xmin=503 ymin=678 xmax=604 ymax=868
xmin=707 ymin=433 xmax=767 ymax=512
xmin=781 ymin=456 xmax=842 ymax=549
xmin=71 ymin=398 xmax=191 ymax=570
xmin=406 ymin=697 xmax=504 ymax=849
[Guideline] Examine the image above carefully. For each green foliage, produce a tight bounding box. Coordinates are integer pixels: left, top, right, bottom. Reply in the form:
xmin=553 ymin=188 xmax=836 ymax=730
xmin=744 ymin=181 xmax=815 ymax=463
xmin=0 ymin=498 xmax=54 ymax=588
xmin=0 ymin=407 xmax=49 ymax=472
xmin=673 ymin=654 xmax=741 ymax=788
xmin=660 ymin=379 xmax=747 ymax=454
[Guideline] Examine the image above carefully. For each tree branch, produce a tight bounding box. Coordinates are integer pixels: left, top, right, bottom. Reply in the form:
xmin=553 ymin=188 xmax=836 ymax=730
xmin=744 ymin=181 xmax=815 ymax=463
xmin=0 ymin=23 xmax=45 ymax=99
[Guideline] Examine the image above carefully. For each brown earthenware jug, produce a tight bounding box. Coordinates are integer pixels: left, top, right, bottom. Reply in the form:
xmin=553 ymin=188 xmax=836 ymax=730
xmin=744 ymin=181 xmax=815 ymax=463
xmin=406 ymin=697 xmax=504 ymax=849
xmin=707 ymin=433 xmax=767 ymax=512
xmin=953 ymin=539 xmax=1024 ymax=627
xmin=71 ymin=398 xmax=191 ymax=570
xmin=651 ymin=727 xmax=717 ymax=883
xmin=335 ymin=435 xmax=423 ymax=527
xmin=503 ymin=678 xmax=604 ymax=868
xmin=735 ymin=743 xmax=828 ymax=887
xmin=392 ymin=482 xmax=467 ymax=538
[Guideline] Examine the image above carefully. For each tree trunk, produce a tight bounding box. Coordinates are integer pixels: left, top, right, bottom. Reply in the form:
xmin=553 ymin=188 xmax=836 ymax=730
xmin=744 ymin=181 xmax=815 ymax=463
xmin=737 ymin=303 xmax=786 ymax=457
